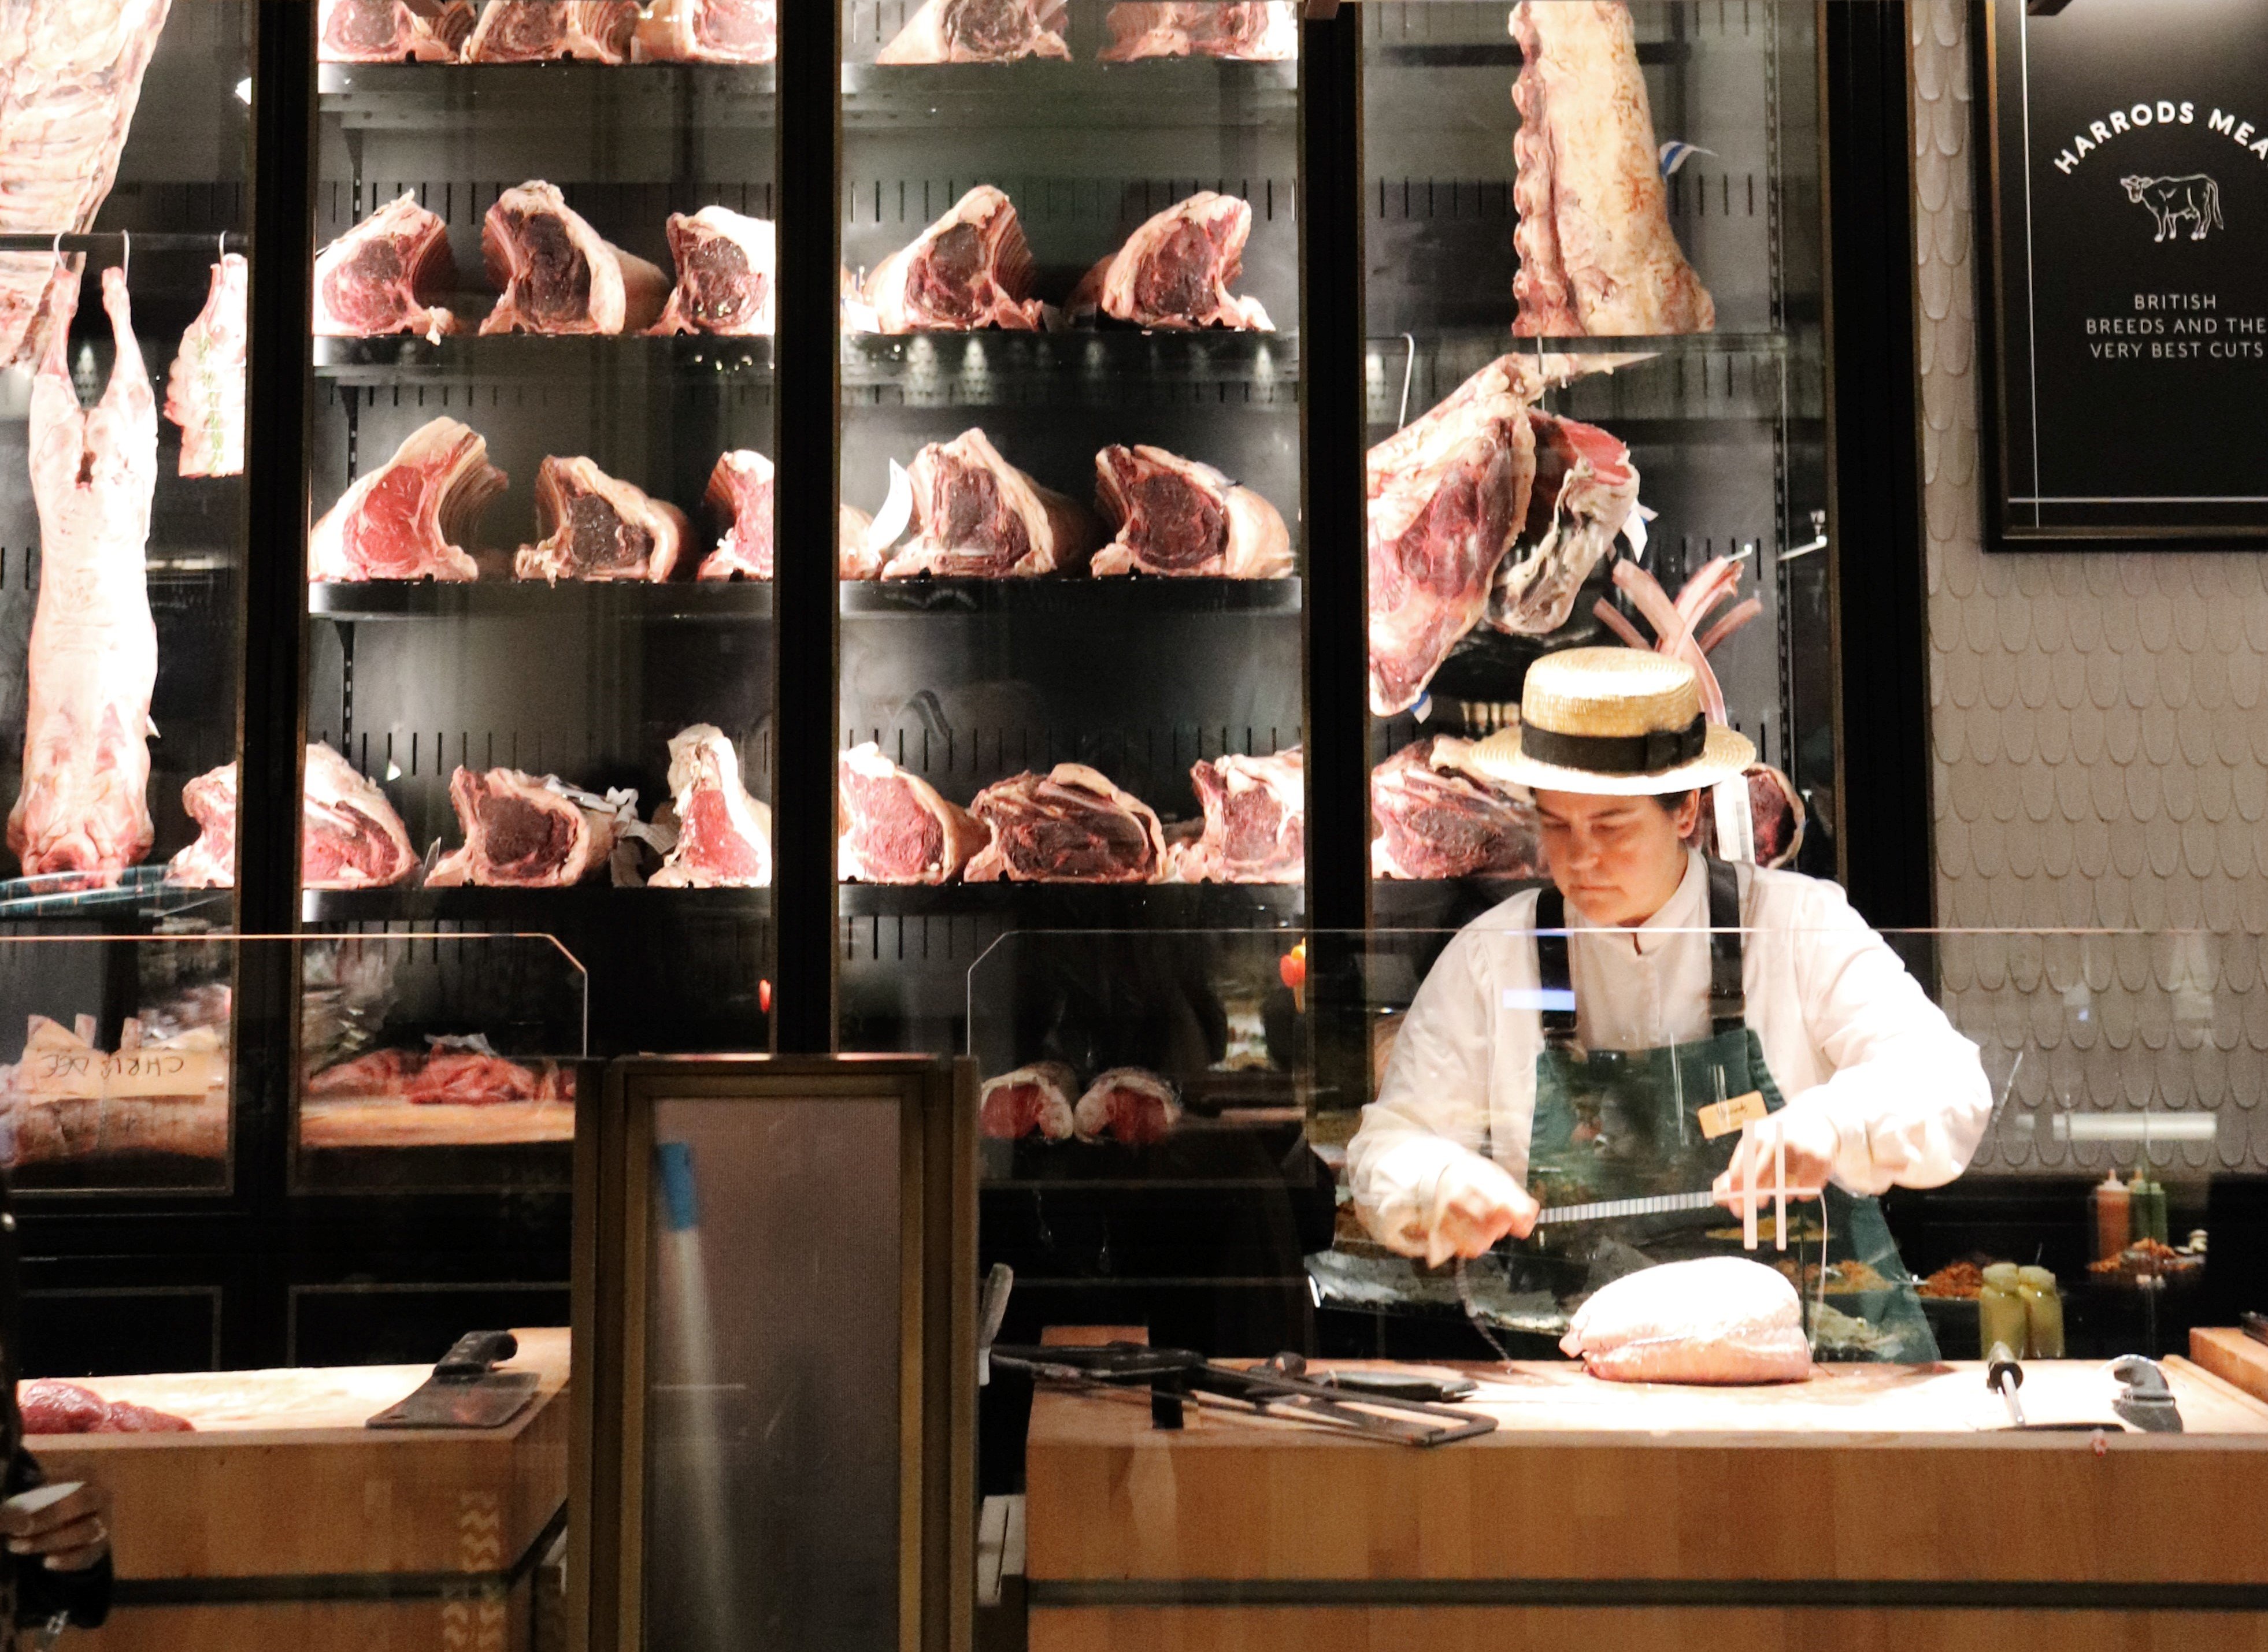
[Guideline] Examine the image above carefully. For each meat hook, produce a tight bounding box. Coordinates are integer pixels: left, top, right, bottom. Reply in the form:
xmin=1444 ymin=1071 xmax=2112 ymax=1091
xmin=117 ymin=229 xmax=129 ymax=285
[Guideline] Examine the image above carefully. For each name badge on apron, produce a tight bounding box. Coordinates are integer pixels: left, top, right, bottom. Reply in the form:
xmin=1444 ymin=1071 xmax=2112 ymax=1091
xmin=1696 ymin=1090 xmax=1767 ymax=1141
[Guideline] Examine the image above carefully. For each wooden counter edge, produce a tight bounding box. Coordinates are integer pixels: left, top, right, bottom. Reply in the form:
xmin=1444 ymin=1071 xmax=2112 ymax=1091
xmin=2190 ymin=1328 xmax=2268 ymax=1406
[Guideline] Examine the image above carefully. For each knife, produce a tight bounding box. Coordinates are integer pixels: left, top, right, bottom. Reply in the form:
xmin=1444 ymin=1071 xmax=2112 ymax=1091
xmin=1533 ymin=1188 xmax=1822 ymax=1227
xmin=366 ymin=1330 xmax=540 ymax=1430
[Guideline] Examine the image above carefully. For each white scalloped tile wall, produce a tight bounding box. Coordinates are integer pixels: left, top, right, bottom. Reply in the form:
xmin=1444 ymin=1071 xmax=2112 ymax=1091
xmin=1913 ymin=1 xmax=2268 ymax=1174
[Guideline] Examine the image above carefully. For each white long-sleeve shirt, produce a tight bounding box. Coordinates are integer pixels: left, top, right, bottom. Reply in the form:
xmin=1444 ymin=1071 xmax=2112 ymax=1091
xmin=1348 ymin=852 xmax=1991 ymax=1253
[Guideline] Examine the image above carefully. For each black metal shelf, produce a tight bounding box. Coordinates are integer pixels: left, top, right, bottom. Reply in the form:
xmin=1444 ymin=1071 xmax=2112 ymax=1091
xmin=312 ymin=333 xmax=772 ymax=383
xmin=317 ymin=60 xmax=776 ymax=129
xmin=1370 ymin=875 xmax=1542 ymax=935
xmin=840 ymin=881 xmax=1300 ymax=925
xmin=1366 ymin=40 xmax=1692 ymax=70
xmin=309 ymin=580 xmax=773 ymax=622
xmin=842 ymin=576 xmax=1300 ymax=618
xmin=303 ymin=885 xmax=773 ymax=925
xmin=1368 ymin=328 xmax=1815 ymax=428
xmin=840 ymin=59 xmax=1295 ymax=129
xmin=843 ymin=329 xmax=1297 ymax=408
xmin=308 ymin=578 xmax=1300 ymax=622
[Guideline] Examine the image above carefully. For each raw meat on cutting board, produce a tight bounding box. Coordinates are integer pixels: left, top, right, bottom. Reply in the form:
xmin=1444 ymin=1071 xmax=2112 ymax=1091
xmin=1561 ymin=1257 xmax=1813 ymax=1384
xmin=876 ymin=0 xmax=1069 ymax=64
xmin=1073 ymin=1068 xmax=1180 ymax=1145
xmin=1485 ymin=408 xmax=1639 ymax=636
xmin=963 ymin=766 xmax=1166 ymax=883
xmin=1511 ymin=0 xmax=1715 ymax=337
xmin=513 ymin=456 xmax=690 ymax=583
xmin=0 ymin=0 xmax=171 ymax=371
xmin=314 ymin=193 xmax=461 ymax=343
xmin=464 ymin=0 xmax=638 ymax=61
xmin=10 ymin=268 xmax=158 ymax=889
xmin=1092 ymin=444 xmax=1290 ymax=578
xmin=696 ymin=451 xmax=774 ymax=581
xmin=979 ymin=1063 xmax=1077 ymax=1142
xmin=309 ymin=417 xmax=505 ymax=582
xmin=854 ymin=186 xmax=1052 ymax=334
xmin=481 ymin=181 xmax=669 ymax=335
xmin=648 ymin=207 xmax=774 ymax=336
xmin=1169 ymin=749 xmax=1302 ymax=884
xmin=165 ymin=254 xmax=247 ymax=478
xmin=1099 ymin=3 xmax=1294 ymax=62
xmin=21 ymin=1379 xmax=191 ymax=1435
xmin=634 ymin=0 xmax=774 ymax=61
xmin=837 ymin=744 xmax=986 ymax=885
xmin=427 ymin=767 xmax=619 ymax=887
xmin=1370 ymin=736 xmax=1544 ymax=881
xmin=882 ymin=429 xmax=1100 ymax=579
xmin=1069 ymin=192 xmax=1273 ymax=331
xmin=651 ymin=725 xmax=772 ymax=888
xmin=318 ymin=0 xmax=476 ymax=61
xmin=306 ymin=1047 xmax=572 ymax=1105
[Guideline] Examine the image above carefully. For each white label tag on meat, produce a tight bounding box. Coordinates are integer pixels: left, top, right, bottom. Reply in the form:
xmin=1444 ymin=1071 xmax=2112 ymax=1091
xmin=1697 ymin=1090 xmax=1767 ymax=1141
xmin=1712 ymin=778 xmax=1756 ymax=865
xmin=25 ymin=1048 xmax=227 ymax=1101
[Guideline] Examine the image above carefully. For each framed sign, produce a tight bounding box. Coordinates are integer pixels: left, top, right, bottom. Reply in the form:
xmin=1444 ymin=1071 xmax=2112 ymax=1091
xmin=1980 ymin=0 xmax=2268 ymax=547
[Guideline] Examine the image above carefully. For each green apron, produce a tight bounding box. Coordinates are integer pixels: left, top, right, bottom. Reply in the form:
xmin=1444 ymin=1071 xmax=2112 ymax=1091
xmin=1523 ymin=861 xmax=1937 ymax=1363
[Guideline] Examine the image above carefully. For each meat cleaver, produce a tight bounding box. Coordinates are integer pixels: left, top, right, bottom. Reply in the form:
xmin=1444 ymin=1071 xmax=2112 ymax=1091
xmin=366 ymin=1331 xmax=540 ymax=1430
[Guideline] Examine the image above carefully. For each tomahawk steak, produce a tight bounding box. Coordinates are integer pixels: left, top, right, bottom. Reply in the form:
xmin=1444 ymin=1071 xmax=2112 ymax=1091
xmin=882 ymin=429 xmax=1100 ymax=579
xmin=651 ymin=725 xmax=772 ymax=888
xmin=513 ymin=456 xmax=690 ymax=583
xmin=481 ymin=181 xmax=668 ymax=336
xmin=1073 ymin=1068 xmax=1180 ymax=1145
xmin=695 ymin=450 xmax=773 ymax=581
xmin=855 ymin=186 xmax=1052 ymax=334
xmin=634 ymin=0 xmax=774 ymax=61
xmin=876 ymin=0 xmax=1068 ymax=64
xmin=837 ymin=743 xmax=986 ymax=885
xmin=1169 ymin=749 xmax=1303 ymax=884
xmin=1069 ymin=193 xmax=1273 ymax=331
xmin=1561 ymin=1257 xmax=1813 ymax=1384
xmin=165 ymin=253 xmax=247 ymax=478
xmin=979 ymin=1063 xmax=1077 ymax=1142
xmin=10 ymin=268 xmax=157 ymax=889
xmin=309 ymin=417 xmax=505 ymax=582
xmin=1099 ymin=3 xmax=1294 ymax=61
xmin=1092 ymin=444 xmax=1291 ymax=578
xmin=1370 ymin=736 xmax=1544 ymax=881
xmin=427 ymin=767 xmax=619 ymax=888
xmin=313 ymin=194 xmax=461 ymax=344
xmin=963 ymin=766 xmax=1165 ymax=883
xmin=648 ymin=207 xmax=774 ymax=336
xmin=1484 ymin=409 xmax=1639 ymax=636
xmin=464 ymin=0 xmax=637 ymax=61
xmin=318 ymin=0 xmax=475 ymax=61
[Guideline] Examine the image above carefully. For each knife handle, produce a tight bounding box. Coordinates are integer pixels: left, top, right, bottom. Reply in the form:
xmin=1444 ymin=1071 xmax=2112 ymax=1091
xmin=436 ymin=1330 xmax=519 ymax=1379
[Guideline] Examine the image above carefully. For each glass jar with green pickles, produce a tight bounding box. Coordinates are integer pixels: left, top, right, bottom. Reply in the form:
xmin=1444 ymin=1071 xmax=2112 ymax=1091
xmin=2017 ymin=1265 xmax=2065 ymax=1358
xmin=1980 ymin=1263 xmax=2029 ymax=1358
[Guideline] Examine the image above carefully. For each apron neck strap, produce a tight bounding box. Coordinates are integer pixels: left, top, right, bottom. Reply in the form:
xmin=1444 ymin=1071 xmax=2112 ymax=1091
xmin=1532 ymin=862 xmax=1748 ymax=1048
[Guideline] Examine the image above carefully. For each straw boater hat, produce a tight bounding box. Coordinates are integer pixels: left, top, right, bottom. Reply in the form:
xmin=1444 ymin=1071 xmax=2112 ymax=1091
xmin=1469 ymin=648 xmax=1755 ymax=797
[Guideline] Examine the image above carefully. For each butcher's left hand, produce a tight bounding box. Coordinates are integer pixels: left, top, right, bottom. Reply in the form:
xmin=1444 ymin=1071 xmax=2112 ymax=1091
xmin=1713 ymin=1109 xmax=1842 ymax=1210
xmin=1 ymin=1479 xmax=109 ymax=1572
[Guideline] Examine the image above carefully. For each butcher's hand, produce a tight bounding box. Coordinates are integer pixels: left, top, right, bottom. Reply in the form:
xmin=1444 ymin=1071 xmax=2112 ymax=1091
xmin=1422 ymin=1156 xmax=1541 ymax=1267
xmin=1713 ymin=1109 xmax=1841 ymax=1211
xmin=1 ymin=1479 xmax=110 ymax=1572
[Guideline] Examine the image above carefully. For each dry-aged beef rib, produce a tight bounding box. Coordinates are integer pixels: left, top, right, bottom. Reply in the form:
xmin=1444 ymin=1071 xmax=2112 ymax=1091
xmin=648 ymin=207 xmax=774 ymax=336
xmin=514 ymin=456 xmax=689 ymax=583
xmin=1169 ymin=749 xmax=1302 ymax=884
xmin=428 ymin=767 xmax=618 ymax=888
xmin=696 ymin=451 xmax=774 ymax=581
xmin=1100 ymin=3 xmax=1295 ymax=62
xmin=165 ymin=254 xmax=247 ymax=479
xmin=1092 ymin=445 xmax=1290 ymax=578
xmin=883 ymin=429 xmax=1100 ymax=579
xmin=1511 ymin=1 xmax=1715 ymax=337
xmin=1371 ymin=736 xmax=1544 ymax=881
xmin=318 ymin=0 xmax=476 ymax=61
xmin=163 ymin=763 xmax=236 ymax=888
xmin=1485 ymin=409 xmax=1639 ymax=636
xmin=634 ymin=0 xmax=774 ymax=62
xmin=855 ymin=186 xmax=1051 ymax=335
xmin=980 ymin=1063 xmax=1077 ymax=1142
xmin=837 ymin=744 xmax=986 ymax=885
xmin=165 ymin=744 xmax=417 ymax=891
xmin=464 ymin=1 xmax=638 ymax=61
xmin=1073 ymin=1068 xmax=1180 ymax=1145
xmin=1069 ymin=193 xmax=1273 ymax=331
xmin=481 ymin=181 xmax=668 ymax=336
xmin=314 ymin=194 xmax=461 ymax=344
xmin=309 ymin=418 xmax=504 ymax=582
xmin=10 ymin=269 xmax=157 ymax=889
xmin=963 ymin=766 xmax=1166 ymax=883
xmin=651 ymin=725 xmax=772 ymax=888
xmin=1687 ymin=763 xmax=1806 ymax=871
xmin=877 ymin=0 xmax=1069 ymax=64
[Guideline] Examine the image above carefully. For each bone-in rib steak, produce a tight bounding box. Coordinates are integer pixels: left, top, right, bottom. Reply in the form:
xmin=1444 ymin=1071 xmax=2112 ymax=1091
xmin=163 ymin=763 xmax=236 ymax=889
xmin=1073 ymin=1068 xmax=1180 ymax=1145
xmin=1099 ymin=3 xmax=1295 ymax=62
xmin=837 ymin=744 xmax=986 ymax=885
xmin=883 ymin=429 xmax=1100 ymax=579
xmin=513 ymin=456 xmax=690 ymax=584
xmin=696 ymin=451 xmax=773 ymax=581
xmin=633 ymin=0 xmax=774 ymax=61
xmin=648 ymin=207 xmax=774 ymax=336
xmin=165 ymin=254 xmax=247 ymax=478
xmin=10 ymin=268 xmax=157 ymax=889
xmin=314 ymin=193 xmax=461 ymax=344
xmin=651 ymin=725 xmax=772 ymax=888
xmin=1370 ymin=736 xmax=1544 ymax=881
xmin=481 ymin=181 xmax=668 ymax=336
xmin=164 ymin=744 xmax=416 ymax=892
xmin=309 ymin=418 xmax=505 ymax=582
xmin=1092 ymin=444 xmax=1291 ymax=578
xmin=963 ymin=766 xmax=1166 ymax=883
xmin=856 ymin=186 xmax=1051 ymax=335
xmin=1069 ymin=193 xmax=1273 ymax=331
xmin=427 ymin=767 xmax=618 ymax=888
xmin=464 ymin=1 xmax=638 ymax=61
xmin=1169 ymin=749 xmax=1303 ymax=884
xmin=1485 ymin=409 xmax=1639 ymax=636
xmin=318 ymin=0 xmax=476 ymax=61
xmin=876 ymin=0 xmax=1069 ymax=64
xmin=979 ymin=1062 xmax=1077 ymax=1142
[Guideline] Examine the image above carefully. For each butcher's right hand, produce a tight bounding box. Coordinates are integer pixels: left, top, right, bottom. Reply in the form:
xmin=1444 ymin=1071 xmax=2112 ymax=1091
xmin=1421 ymin=1156 xmax=1541 ymax=1268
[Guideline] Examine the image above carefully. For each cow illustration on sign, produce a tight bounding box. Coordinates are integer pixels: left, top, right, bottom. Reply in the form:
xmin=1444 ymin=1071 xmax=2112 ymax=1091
xmin=2121 ymin=173 xmax=2225 ymax=242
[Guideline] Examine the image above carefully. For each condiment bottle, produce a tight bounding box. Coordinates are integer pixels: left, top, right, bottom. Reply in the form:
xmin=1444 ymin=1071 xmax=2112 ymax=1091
xmin=2017 ymin=1265 xmax=2065 ymax=1358
xmin=1980 ymin=1263 xmax=2029 ymax=1358
xmin=2092 ymin=1170 xmax=2130 ymax=1262
xmin=2130 ymin=1174 xmax=2169 ymax=1245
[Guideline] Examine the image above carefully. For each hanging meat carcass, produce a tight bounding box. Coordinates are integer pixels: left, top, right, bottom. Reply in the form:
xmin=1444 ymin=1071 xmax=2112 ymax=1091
xmin=1511 ymin=1 xmax=1715 ymax=337
xmin=318 ymin=0 xmax=476 ymax=61
xmin=979 ymin=1063 xmax=1077 ymax=1142
xmin=881 ymin=429 xmax=1100 ymax=579
xmin=1099 ymin=3 xmax=1295 ymax=61
xmin=1370 ymin=736 xmax=1545 ymax=881
xmin=696 ymin=450 xmax=773 ymax=581
xmin=963 ymin=766 xmax=1166 ymax=883
xmin=480 ymin=181 xmax=669 ymax=336
xmin=1168 ymin=749 xmax=1303 ymax=884
xmin=173 ymin=743 xmax=421 ymax=890
xmin=513 ymin=456 xmax=690 ymax=583
xmin=165 ymin=254 xmax=247 ymax=478
xmin=837 ymin=744 xmax=986 ymax=885
xmin=309 ymin=417 xmax=505 ymax=582
xmin=855 ymin=186 xmax=1052 ymax=335
xmin=876 ymin=0 xmax=1069 ymax=64
xmin=633 ymin=0 xmax=774 ymax=62
xmin=463 ymin=0 xmax=638 ymax=61
xmin=427 ymin=767 xmax=620 ymax=888
xmin=648 ymin=208 xmax=774 ymax=336
xmin=0 ymin=0 xmax=171 ymax=372
xmin=313 ymin=194 xmax=461 ymax=344
xmin=1484 ymin=409 xmax=1640 ymax=636
xmin=10 ymin=269 xmax=157 ymax=889
xmin=1073 ymin=1068 xmax=1180 ymax=1146
xmin=1091 ymin=446 xmax=1291 ymax=578
xmin=1068 ymin=193 xmax=1273 ymax=331
xmin=651 ymin=725 xmax=772 ymax=888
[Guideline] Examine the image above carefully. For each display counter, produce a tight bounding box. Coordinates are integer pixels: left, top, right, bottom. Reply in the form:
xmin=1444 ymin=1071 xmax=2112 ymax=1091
xmin=37 ymin=1328 xmax=568 ymax=1652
